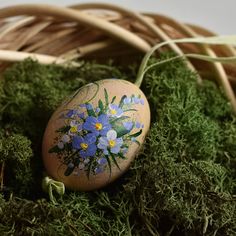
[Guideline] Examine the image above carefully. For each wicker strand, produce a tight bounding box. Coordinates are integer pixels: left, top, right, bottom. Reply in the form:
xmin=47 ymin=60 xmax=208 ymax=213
xmin=0 ymin=4 xmax=151 ymax=52
xmin=72 ymin=3 xmax=197 ymax=74
xmin=0 ymin=49 xmax=70 ymax=65
xmin=0 ymin=16 xmax=35 ymax=39
xmin=25 ymin=27 xmax=77 ymax=52
xmin=10 ymin=21 xmax=51 ymax=51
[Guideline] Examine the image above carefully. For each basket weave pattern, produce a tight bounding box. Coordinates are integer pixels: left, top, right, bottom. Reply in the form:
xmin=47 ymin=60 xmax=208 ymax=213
xmin=0 ymin=3 xmax=235 ymax=111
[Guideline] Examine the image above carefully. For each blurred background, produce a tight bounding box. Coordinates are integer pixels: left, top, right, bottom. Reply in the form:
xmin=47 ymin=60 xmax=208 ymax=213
xmin=0 ymin=0 xmax=234 ymax=35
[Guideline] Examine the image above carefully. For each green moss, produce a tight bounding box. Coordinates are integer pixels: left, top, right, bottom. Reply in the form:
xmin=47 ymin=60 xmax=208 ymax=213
xmin=0 ymin=133 xmax=33 ymax=196
xmin=1 ymin=59 xmax=128 ymax=141
xmin=200 ymin=80 xmax=232 ymax=119
xmin=0 ymin=193 xmax=129 ymax=236
xmin=0 ymin=56 xmax=235 ymax=235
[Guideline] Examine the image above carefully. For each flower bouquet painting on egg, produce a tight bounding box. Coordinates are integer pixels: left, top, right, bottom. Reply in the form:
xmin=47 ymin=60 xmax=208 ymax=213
xmin=49 ymin=86 xmax=144 ymax=178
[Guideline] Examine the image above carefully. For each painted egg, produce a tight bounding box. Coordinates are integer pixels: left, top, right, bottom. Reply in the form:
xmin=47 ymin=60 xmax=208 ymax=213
xmin=42 ymin=79 xmax=150 ymax=191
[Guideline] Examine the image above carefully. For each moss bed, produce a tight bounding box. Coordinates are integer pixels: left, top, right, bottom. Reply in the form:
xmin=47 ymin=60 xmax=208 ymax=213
xmin=0 ymin=55 xmax=235 ymax=235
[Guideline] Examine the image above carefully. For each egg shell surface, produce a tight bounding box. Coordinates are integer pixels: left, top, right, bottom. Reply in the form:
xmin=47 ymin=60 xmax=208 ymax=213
xmin=42 ymin=79 xmax=150 ymax=191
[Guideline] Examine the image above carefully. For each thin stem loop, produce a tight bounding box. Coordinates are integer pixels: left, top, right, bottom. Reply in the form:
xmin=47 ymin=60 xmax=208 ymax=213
xmin=42 ymin=175 xmax=65 ymax=204
xmin=135 ymin=35 xmax=236 ymax=87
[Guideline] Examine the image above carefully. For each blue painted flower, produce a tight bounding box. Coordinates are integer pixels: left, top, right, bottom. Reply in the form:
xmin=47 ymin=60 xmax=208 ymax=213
xmin=131 ymin=137 xmax=136 ymax=142
xmin=68 ymin=162 xmax=74 ymax=168
xmin=57 ymin=141 xmax=64 ymax=149
xmin=135 ymin=122 xmax=142 ymax=129
xmin=108 ymin=104 xmax=123 ymax=117
xmin=86 ymin=103 xmax=93 ymax=110
xmin=62 ymin=134 xmax=70 ymax=143
xmin=80 ymin=104 xmax=86 ymax=108
xmin=66 ymin=109 xmax=85 ymax=120
xmin=84 ymin=158 xmax=90 ymax=164
xmin=83 ymin=114 xmax=111 ymax=136
xmin=98 ymin=130 xmax=123 ymax=155
xmin=123 ymin=121 xmax=133 ymax=131
xmin=80 ymin=103 xmax=93 ymax=110
xmin=57 ymin=134 xmax=71 ymax=149
xmin=95 ymin=156 xmax=108 ymax=173
xmin=69 ymin=120 xmax=82 ymax=135
xmin=123 ymin=97 xmax=131 ymax=105
xmin=72 ymin=133 xmax=97 ymax=158
xmin=97 ymin=157 xmax=107 ymax=165
xmin=95 ymin=166 xmax=103 ymax=174
xmin=121 ymin=147 xmax=128 ymax=154
xmin=78 ymin=162 xmax=85 ymax=170
xmin=131 ymin=96 xmax=144 ymax=105
xmin=95 ymin=107 xmax=101 ymax=113
xmin=66 ymin=109 xmax=77 ymax=118
xmin=78 ymin=112 xmax=85 ymax=119
xmin=132 ymin=96 xmax=140 ymax=104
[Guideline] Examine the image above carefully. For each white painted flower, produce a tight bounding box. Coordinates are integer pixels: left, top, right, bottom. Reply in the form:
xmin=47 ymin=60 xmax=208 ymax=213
xmin=97 ymin=130 xmax=123 ymax=155
xmin=62 ymin=134 xmax=70 ymax=143
xmin=57 ymin=141 xmax=64 ymax=149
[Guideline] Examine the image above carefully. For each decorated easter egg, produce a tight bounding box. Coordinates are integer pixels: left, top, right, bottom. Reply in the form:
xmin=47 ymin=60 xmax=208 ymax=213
xmin=42 ymin=79 xmax=150 ymax=191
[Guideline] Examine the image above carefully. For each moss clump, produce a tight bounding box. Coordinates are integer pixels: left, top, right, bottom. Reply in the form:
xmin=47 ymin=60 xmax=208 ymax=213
xmin=0 ymin=57 xmax=235 ymax=235
xmin=0 ymin=192 xmax=130 ymax=236
xmin=0 ymin=132 xmax=33 ymax=197
xmin=1 ymin=60 xmax=126 ymax=140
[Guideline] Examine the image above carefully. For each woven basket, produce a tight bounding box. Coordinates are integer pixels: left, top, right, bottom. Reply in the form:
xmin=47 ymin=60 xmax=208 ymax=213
xmin=0 ymin=3 xmax=236 ymax=112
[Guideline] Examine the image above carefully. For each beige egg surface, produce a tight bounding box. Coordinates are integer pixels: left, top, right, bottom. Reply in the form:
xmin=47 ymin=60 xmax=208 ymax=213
xmin=42 ymin=79 xmax=150 ymax=191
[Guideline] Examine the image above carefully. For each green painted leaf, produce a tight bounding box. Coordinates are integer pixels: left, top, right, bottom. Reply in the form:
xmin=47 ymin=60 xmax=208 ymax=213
xmin=118 ymin=152 xmax=126 ymax=159
xmin=98 ymin=99 xmax=104 ymax=112
xmin=105 ymin=155 xmax=112 ymax=176
xmin=129 ymin=129 xmax=142 ymax=138
xmin=111 ymin=96 xmax=116 ymax=103
xmin=73 ymin=157 xmax=80 ymax=166
xmin=64 ymin=165 xmax=75 ymax=176
xmin=119 ymin=95 xmax=127 ymax=108
xmin=63 ymin=151 xmax=78 ymax=164
xmin=49 ymin=145 xmax=61 ymax=153
xmin=104 ymin=88 xmax=109 ymax=106
xmin=87 ymin=158 xmax=95 ymax=179
xmin=86 ymin=103 xmax=96 ymax=117
xmin=110 ymin=116 xmax=130 ymax=125
xmin=63 ymin=143 xmax=73 ymax=152
xmin=87 ymin=109 xmax=96 ymax=116
xmin=56 ymin=125 xmax=70 ymax=133
xmin=113 ymin=125 xmax=130 ymax=138
xmin=123 ymin=108 xmax=138 ymax=112
xmin=110 ymin=152 xmax=121 ymax=170
xmin=134 ymin=140 xmax=141 ymax=146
